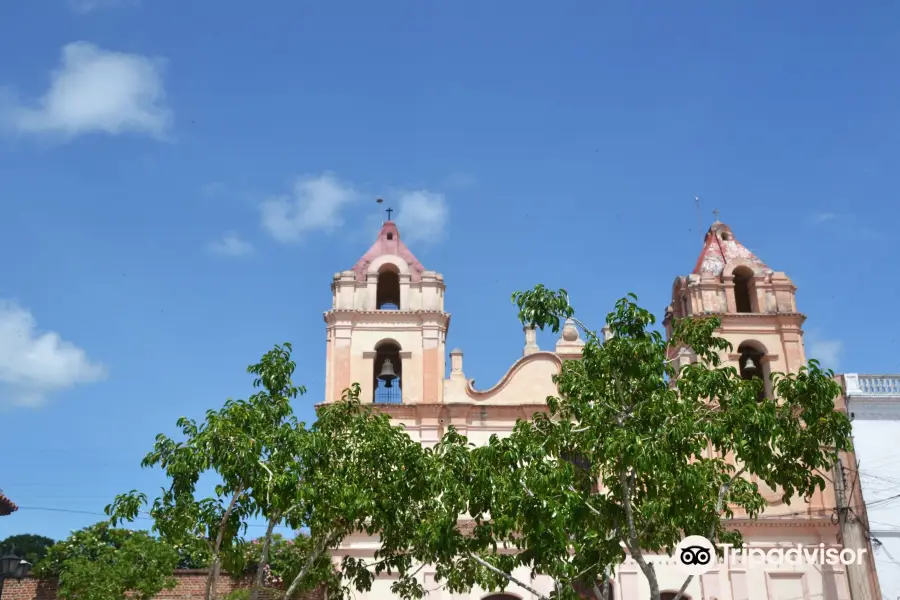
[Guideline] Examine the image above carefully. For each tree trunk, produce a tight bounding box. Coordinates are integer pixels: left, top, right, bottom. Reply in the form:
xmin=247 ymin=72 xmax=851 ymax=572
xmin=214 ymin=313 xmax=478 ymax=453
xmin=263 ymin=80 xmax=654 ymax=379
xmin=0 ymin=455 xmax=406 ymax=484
xmin=282 ymin=535 xmax=330 ymax=600
xmin=209 ymin=555 xmax=223 ymax=600
xmin=207 ymin=487 xmax=245 ymax=600
xmin=251 ymin=514 xmax=280 ymax=600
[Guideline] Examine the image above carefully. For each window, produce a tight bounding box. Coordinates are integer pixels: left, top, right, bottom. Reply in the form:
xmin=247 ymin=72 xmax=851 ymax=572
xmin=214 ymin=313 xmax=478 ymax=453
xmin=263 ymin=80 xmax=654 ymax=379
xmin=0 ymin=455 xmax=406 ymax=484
xmin=483 ymin=595 xmax=520 ymax=600
xmin=661 ymin=592 xmax=690 ymax=600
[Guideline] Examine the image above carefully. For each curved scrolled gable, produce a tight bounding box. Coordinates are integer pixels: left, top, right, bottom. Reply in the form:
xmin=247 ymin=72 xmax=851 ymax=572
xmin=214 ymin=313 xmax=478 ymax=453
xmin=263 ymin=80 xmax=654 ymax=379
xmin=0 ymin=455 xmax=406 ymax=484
xmin=463 ymin=351 xmax=563 ymax=403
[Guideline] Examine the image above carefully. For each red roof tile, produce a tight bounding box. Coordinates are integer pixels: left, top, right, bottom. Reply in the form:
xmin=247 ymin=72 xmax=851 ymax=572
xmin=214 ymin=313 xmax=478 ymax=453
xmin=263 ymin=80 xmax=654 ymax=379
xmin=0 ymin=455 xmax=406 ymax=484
xmin=351 ymin=220 xmax=426 ymax=282
xmin=0 ymin=490 xmax=18 ymax=516
xmin=692 ymin=221 xmax=769 ymax=277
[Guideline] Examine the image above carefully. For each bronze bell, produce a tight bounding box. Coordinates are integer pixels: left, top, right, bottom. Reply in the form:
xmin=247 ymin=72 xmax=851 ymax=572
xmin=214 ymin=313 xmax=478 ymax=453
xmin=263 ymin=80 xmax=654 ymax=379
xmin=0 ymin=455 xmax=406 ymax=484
xmin=742 ymin=355 xmax=760 ymax=377
xmin=378 ymin=359 xmax=398 ymax=387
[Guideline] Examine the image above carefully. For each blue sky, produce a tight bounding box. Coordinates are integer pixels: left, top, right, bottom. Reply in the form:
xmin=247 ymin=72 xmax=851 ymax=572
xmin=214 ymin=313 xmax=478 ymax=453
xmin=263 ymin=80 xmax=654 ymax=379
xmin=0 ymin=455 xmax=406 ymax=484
xmin=1 ymin=0 xmax=899 ymax=542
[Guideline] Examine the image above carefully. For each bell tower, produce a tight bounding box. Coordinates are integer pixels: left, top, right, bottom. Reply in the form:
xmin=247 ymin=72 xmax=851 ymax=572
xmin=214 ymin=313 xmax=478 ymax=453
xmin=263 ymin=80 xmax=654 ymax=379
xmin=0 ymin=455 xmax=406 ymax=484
xmin=323 ymin=216 xmax=450 ymax=404
xmin=663 ymin=219 xmax=806 ymax=394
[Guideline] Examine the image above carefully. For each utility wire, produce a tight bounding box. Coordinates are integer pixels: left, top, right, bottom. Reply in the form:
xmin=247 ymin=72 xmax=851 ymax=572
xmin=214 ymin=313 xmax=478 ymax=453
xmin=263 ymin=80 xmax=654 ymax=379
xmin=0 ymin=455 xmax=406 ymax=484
xmin=13 ymin=505 xmax=295 ymax=531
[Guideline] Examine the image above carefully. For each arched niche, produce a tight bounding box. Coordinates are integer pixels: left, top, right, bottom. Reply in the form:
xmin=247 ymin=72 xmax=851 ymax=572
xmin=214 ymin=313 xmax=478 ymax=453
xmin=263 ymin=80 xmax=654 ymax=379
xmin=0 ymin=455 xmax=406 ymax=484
xmin=737 ymin=340 xmax=769 ymax=400
xmin=376 ymin=263 xmax=401 ymax=310
xmin=373 ymin=339 xmax=402 ymax=404
xmin=732 ymin=265 xmax=756 ymax=313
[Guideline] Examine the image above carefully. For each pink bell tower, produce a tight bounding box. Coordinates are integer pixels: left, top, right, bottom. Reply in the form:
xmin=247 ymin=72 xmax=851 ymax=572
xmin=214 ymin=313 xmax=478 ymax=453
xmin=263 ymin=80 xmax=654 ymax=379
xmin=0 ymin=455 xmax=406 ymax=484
xmin=322 ymin=215 xmax=450 ymax=405
xmin=663 ymin=219 xmax=807 ymax=394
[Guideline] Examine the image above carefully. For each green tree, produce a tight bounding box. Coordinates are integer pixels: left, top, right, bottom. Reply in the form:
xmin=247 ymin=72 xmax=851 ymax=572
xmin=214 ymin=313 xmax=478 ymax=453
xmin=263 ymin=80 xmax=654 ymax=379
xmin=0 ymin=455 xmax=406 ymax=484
xmin=239 ymin=346 xmax=310 ymax=600
xmin=106 ymin=344 xmax=304 ymax=600
xmin=0 ymin=534 xmax=55 ymax=564
xmin=273 ymin=383 xmax=436 ymax=600
xmin=240 ymin=534 xmax=339 ymax=598
xmin=106 ymin=344 xmax=435 ymax=600
xmin=412 ymin=286 xmax=853 ymax=600
xmin=32 ymin=522 xmax=178 ymax=600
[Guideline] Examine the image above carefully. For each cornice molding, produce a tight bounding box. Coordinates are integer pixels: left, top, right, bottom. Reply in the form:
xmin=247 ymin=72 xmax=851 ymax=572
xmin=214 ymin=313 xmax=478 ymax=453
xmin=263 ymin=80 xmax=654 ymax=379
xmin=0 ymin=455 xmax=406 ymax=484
xmin=699 ymin=311 xmax=806 ymax=321
xmin=323 ymin=309 xmax=451 ymax=329
xmin=325 ymin=309 xmax=450 ymax=317
xmin=729 ymin=352 xmax=780 ymax=363
xmin=315 ymin=401 xmax=550 ymax=419
xmin=847 ymin=400 xmax=900 ymax=421
xmin=726 ymin=517 xmax=836 ymax=529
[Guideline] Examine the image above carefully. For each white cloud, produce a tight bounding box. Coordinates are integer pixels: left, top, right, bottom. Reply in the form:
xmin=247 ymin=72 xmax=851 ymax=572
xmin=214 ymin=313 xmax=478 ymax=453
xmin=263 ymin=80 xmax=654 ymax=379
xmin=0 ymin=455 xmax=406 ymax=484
xmin=259 ymin=173 xmax=451 ymax=244
xmin=0 ymin=302 xmax=107 ymax=408
xmin=444 ymin=172 xmax=478 ymax=188
xmin=394 ymin=190 xmax=449 ymax=243
xmin=206 ymin=232 xmax=254 ymax=257
xmin=806 ymin=330 xmax=842 ymax=371
xmin=1 ymin=42 xmax=171 ymax=140
xmin=202 ymin=182 xmax=228 ymax=197
xmin=810 ymin=211 xmax=884 ymax=241
xmin=67 ymin=0 xmax=136 ymax=14
xmin=813 ymin=212 xmax=837 ymax=224
xmin=260 ymin=173 xmax=361 ymax=243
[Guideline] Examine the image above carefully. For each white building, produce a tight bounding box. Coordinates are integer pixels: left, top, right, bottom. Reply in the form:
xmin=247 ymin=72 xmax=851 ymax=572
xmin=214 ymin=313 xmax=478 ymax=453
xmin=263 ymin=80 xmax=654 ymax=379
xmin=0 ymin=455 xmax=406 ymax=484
xmin=842 ymin=374 xmax=900 ymax=600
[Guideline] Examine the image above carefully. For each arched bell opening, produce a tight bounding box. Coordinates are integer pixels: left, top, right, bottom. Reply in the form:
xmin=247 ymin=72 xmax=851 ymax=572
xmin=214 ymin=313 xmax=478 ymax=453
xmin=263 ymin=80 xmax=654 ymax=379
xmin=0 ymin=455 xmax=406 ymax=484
xmin=376 ymin=265 xmax=401 ymax=310
xmin=738 ymin=341 xmax=768 ymax=401
xmin=373 ymin=340 xmax=402 ymax=404
xmin=561 ymin=451 xmax=598 ymax=494
xmin=661 ymin=592 xmax=691 ymax=600
xmin=482 ymin=595 xmax=521 ymax=600
xmin=733 ymin=266 xmax=756 ymax=313
xmin=573 ymin=578 xmax=615 ymax=599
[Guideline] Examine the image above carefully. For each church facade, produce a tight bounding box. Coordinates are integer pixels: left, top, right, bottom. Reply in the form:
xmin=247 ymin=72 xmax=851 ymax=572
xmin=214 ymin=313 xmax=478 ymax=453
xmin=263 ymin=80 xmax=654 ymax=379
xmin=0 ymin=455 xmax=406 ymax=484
xmin=321 ymin=218 xmax=875 ymax=600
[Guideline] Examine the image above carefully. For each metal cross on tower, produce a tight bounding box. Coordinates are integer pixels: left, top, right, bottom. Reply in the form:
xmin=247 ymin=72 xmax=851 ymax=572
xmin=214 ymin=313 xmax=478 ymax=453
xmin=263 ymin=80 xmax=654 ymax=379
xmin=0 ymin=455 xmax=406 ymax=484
xmin=386 ymin=207 xmax=394 ymax=221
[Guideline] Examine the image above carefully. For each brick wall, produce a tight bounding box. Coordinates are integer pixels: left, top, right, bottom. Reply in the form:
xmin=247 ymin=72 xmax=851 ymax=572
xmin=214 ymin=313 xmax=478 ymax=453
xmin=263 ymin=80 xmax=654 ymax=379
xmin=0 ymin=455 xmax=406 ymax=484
xmin=0 ymin=570 xmax=324 ymax=600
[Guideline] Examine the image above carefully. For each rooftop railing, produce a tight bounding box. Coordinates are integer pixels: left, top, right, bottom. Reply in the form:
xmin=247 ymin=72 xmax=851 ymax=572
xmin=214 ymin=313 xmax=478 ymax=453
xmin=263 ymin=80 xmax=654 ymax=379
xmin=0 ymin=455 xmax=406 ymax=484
xmin=844 ymin=374 xmax=900 ymax=397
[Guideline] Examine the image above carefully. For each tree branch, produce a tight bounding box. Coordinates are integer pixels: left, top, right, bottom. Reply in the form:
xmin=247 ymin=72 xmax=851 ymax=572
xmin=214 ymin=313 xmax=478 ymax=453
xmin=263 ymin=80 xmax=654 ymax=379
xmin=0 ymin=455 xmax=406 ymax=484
xmin=250 ymin=512 xmax=280 ymax=600
xmin=282 ymin=533 xmax=332 ymax=600
xmin=619 ymin=469 xmax=660 ymax=600
xmin=209 ymin=486 xmax=245 ymax=600
xmin=215 ymin=486 xmax=245 ymax=553
xmin=671 ymin=466 xmax=747 ymax=600
xmin=592 ymin=573 xmax=611 ymax=600
xmin=663 ymin=348 xmax=691 ymax=365
xmin=467 ymin=553 xmax=551 ymax=600
xmin=565 ymin=316 xmax=595 ymax=339
xmin=670 ymin=573 xmax=693 ymax=600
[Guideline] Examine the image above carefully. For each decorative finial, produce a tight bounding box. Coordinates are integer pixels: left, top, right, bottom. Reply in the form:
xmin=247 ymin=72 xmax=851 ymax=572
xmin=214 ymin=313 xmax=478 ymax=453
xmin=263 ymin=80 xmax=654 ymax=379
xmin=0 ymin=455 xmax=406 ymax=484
xmin=376 ymin=198 xmax=394 ymax=222
xmin=712 ymin=208 xmax=721 ymax=223
xmin=555 ymin=318 xmax=585 ymax=357
xmin=523 ymin=326 xmax=539 ymax=356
